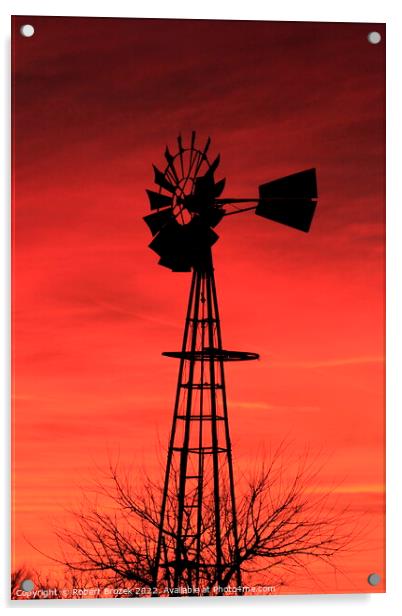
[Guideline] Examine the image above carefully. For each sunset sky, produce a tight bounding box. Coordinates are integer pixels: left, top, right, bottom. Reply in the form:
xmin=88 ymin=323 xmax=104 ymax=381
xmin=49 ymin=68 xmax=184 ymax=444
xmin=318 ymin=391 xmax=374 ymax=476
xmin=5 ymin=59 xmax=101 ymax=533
xmin=12 ymin=16 xmax=385 ymax=594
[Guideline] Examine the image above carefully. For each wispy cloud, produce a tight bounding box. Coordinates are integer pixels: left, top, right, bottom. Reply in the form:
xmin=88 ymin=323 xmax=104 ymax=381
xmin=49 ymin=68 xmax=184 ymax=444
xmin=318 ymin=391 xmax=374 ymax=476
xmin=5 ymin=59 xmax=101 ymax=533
xmin=271 ymin=356 xmax=384 ymax=368
xmin=233 ymin=401 xmax=320 ymax=412
xmin=305 ymin=483 xmax=385 ymax=495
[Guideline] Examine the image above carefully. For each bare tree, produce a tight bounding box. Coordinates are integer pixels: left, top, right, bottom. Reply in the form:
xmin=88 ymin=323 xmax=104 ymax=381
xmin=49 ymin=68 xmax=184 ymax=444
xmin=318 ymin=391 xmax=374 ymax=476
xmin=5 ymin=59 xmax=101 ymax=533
xmin=25 ymin=446 xmax=358 ymax=597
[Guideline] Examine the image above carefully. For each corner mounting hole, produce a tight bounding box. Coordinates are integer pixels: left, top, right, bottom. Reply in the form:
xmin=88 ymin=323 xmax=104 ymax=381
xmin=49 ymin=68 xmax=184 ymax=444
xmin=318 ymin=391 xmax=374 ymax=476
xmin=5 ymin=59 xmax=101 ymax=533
xmin=367 ymin=31 xmax=381 ymax=45
xmin=20 ymin=24 xmax=35 ymax=38
xmin=20 ymin=579 xmax=34 ymax=592
xmin=367 ymin=572 xmax=381 ymax=586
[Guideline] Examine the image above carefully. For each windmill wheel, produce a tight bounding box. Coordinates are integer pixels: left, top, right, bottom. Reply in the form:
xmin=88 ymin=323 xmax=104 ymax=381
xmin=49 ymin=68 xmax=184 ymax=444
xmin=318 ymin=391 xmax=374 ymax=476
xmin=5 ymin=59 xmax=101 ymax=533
xmin=144 ymin=132 xmax=226 ymax=271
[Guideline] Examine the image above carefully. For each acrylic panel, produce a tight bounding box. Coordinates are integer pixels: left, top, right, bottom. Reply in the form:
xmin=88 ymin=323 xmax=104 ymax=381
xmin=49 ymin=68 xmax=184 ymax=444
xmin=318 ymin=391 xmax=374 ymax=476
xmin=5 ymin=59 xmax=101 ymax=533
xmin=11 ymin=16 xmax=385 ymax=600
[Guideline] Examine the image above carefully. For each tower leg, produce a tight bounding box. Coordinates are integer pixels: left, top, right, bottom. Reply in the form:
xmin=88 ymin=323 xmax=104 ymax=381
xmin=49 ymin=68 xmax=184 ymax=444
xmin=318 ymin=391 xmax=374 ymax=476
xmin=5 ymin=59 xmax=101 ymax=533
xmin=152 ymin=271 xmax=197 ymax=590
xmin=210 ymin=271 xmax=243 ymax=592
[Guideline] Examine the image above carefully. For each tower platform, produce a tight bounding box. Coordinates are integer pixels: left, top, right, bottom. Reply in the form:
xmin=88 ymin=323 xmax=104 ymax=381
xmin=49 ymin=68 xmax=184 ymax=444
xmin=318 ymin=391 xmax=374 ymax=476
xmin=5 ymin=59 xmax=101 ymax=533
xmin=162 ymin=347 xmax=259 ymax=361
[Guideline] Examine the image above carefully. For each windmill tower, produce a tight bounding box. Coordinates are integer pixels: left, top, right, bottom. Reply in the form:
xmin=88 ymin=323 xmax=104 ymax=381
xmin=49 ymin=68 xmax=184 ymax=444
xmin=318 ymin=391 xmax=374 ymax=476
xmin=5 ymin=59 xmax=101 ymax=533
xmin=143 ymin=132 xmax=318 ymax=595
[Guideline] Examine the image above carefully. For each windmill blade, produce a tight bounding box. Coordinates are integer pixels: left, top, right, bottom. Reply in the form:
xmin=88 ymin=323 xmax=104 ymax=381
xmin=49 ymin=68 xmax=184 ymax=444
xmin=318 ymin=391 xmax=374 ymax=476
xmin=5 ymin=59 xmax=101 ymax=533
xmin=143 ymin=208 xmax=176 ymax=235
xmin=193 ymin=172 xmax=215 ymax=199
xmin=177 ymin=134 xmax=184 ymax=177
xmin=164 ymin=146 xmax=180 ymax=184
xmin=164 ymin=145 xmax=175 ymax=166
xmin=153 ymin=164 xmax=177 ymax=194
xmin=190 ymin=130 xmax=196 ymax=150
xmin=192 ymin=136 xmax=211 ymax=179
xmin=255 ymin=198 xmax=317 ymax=232
xmin=202 ymin=136 xmax=211 ymax=158
xmin=259 ymin=168 xmax=317 ymax=200
xmin=193 ymin=166 xmax=224 ymax=200
xmin=189 ymin=130 xmax=197 ymax=168
xmin=207 ymin=155 xmax=221 ymax=176
xmin=214 ymin=178 xmax=226 ymax=197
xmin=146 ymin=189 xmax=173 ymax=211
xmin=149 ymin=221 xmax=183 ymax=260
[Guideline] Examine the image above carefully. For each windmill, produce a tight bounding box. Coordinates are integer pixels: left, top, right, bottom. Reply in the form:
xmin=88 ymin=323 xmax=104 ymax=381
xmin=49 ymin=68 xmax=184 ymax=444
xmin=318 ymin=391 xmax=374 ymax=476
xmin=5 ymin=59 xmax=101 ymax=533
xmin=143 ymin=132 xmax=318 ymax=595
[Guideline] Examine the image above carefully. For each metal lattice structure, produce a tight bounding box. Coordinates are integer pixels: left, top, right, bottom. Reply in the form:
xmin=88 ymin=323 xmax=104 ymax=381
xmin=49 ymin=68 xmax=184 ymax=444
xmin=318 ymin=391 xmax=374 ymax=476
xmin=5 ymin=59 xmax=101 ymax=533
xmin=143 ymin=132 xmax=318 ymax=594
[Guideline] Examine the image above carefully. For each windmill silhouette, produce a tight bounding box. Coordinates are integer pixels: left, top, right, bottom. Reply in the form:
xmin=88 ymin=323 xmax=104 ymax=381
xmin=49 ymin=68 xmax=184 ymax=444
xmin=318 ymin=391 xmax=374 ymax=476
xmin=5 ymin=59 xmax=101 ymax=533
xmin=143 ymin=132 xmax=318 ymax=595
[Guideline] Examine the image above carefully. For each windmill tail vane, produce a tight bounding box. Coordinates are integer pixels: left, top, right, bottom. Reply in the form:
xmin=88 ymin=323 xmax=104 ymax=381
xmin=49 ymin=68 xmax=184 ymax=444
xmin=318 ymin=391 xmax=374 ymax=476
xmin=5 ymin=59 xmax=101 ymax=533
xmin=142 ymin=132 xmax=318 ymax=595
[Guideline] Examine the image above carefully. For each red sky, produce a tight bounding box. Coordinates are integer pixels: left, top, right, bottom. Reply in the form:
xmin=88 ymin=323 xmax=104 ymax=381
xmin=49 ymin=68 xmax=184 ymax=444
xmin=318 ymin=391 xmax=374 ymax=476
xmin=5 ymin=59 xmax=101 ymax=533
xmin=12 ymin=16 xmax=385 ymax=594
